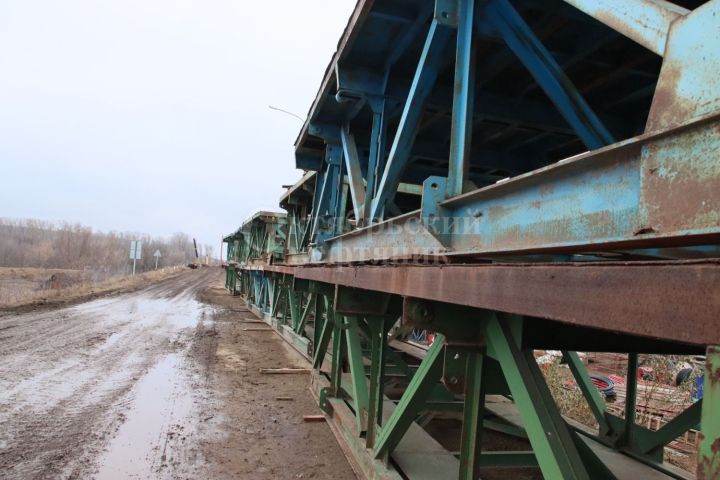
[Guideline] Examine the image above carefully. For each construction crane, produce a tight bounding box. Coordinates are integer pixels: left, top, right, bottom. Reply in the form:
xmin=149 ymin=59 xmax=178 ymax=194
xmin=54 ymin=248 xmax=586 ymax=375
xmin=188 ymin=238 xmax=200 ymax=269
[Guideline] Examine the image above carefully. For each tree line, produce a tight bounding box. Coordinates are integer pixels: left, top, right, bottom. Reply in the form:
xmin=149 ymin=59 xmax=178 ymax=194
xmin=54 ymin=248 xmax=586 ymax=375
xmin=0 ymin=217 xmax=211 ymax=275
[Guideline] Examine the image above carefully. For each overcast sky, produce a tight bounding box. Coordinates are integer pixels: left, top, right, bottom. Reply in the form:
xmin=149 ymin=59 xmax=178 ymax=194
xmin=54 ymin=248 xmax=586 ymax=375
xmin=0 ymin=0 xmax=355 ymax=253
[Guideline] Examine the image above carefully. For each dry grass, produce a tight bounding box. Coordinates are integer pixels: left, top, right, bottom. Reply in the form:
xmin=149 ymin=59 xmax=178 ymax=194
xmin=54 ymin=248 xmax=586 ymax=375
xmin=0 ymin=266 xmax=185 ymax=309
xmin=542 ymin=359 xmax=599 ymax=430
xmin=542 ymin=354 xmax=700 ymax=474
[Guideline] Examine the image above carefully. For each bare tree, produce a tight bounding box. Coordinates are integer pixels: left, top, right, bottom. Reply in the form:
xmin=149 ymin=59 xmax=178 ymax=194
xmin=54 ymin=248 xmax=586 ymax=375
xmin=0 ymin=218 xmax=197 ymax=274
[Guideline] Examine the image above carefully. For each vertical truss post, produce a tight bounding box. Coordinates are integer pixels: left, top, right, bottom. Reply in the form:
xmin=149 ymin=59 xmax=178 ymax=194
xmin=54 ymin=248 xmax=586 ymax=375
xmin=295 ymin=292 xmax=315 ymax=335
xmin=486 ymin=317 xmax=592 ymax=479
xmin=311 ymin=144 xmax=342 ymax=243
xmin=459 ymin=350 xmax=486 ymax=480
xmin=699 ymin=346 xmax=719 ymax=478
xmin=313 ymin=296 xmax=333 ymax=370
xmin=374 ymin=334 xmax=446 ymax=459
xmin=252 ymin=274 xmax=261 ymax=306
xmin=345 ymin=316 xmax=369 ymax=432
xmin=259 ymin=278 xmax=266 ymax=312
xmin=624 ymin=353 xmax=639 ymax=443
xmin=330 ymin=317 xmax=344 ymax=396
xmin=281 ymin=285 xmax=290 ymax=325
xmin=482 ymin=0 xmax=614 ymax=150
xmin=269 ymin=277 xmax=281 ymax=318
xmin=340 ymin=126 xmax=367 ymax=225
xmin=287 ymin=289 xmax=300 ymax=330
xmin=366 ymin=316 xmax=391 ymax=448
xmin=365 ymin=97 xmax=387 ymax=224
xmin=447 ymin=0 xmax=477 ymax=197
xmin=371 ymin=19 xmax=453 ymax=220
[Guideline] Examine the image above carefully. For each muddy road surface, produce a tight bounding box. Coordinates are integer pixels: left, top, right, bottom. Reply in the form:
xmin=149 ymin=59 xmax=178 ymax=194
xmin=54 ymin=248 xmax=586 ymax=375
xmin=0 ymin=268 xmax=355 ymax=479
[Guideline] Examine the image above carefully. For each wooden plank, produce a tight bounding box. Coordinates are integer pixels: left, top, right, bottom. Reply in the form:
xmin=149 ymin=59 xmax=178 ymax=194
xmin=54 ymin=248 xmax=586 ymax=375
xmin=260 ymin=368 xmax=311 ymax=374
xmin=303 ymin=414 xmax=327 ymax=423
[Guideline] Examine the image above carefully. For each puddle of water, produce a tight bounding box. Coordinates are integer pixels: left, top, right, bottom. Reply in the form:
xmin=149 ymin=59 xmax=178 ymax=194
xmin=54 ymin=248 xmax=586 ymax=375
xmin=74 ymin=295 xmax=207 ymax=331
xmin=94 ymin=353 xmax=194 ymax=479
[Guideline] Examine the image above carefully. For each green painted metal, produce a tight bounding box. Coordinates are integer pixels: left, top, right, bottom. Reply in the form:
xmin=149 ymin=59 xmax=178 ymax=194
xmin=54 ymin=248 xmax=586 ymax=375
xmin=330 ymin=321 xmax=344 ymax=396
xmin=698 ymin=346 xmax=720 ymax=479
xmin=458 ymin=351 xmax=485 ymax=480
xmin=483 ymin=419 xmax=528 ymax=439
xmin=231 ymin=266 xmax=712 ymax=479
xmin=373 ymin=335 xmax=446 ymax=459
xmin=486 ymin=317 xmax=592 ymax=479
xmin=366 ymin=316 xmax=390 ymax=449
xmin=563 ymin=350 xmax=610 ymax=434
xmin=635 ymin=400 xmax=702 ymax=455
xmin=295 ymin=292 xmax=314 ymax=335
xmin=345 ymin=316 xmax=370 ymax=432
xmin=624 ymin=353 xmax=639 ymax=445
xmin=312 ymin=297 xmax=333 ymax=370
xmin=230 ymin=16 xmax=719 ymax=458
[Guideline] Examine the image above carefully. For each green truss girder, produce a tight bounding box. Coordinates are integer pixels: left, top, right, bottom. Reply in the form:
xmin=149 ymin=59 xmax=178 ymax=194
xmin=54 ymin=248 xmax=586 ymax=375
xmin=486 ymin=317 xmax=593 ymax=480
xmin=232 ymin=271 xmax=711 ymax=480
xmin=345 ymin=316 xmax=370 ymax=432
xmin=374 ymin=334 xmax=446 ymax=459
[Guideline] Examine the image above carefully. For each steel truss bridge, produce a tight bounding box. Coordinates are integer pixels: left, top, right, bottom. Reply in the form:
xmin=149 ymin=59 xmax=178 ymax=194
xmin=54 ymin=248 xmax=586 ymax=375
xmin=223 ymin=0 xmax=720 ymax=478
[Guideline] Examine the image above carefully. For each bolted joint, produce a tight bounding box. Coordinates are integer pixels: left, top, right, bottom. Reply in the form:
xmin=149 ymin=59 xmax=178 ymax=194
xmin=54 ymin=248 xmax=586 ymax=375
xmin=318 ymin=387 xmax=334 ymax=414
xmin=434 ymin=0 xmax=459 ymax=27
xmin=442 ymin=347 xmax=467 ymax=394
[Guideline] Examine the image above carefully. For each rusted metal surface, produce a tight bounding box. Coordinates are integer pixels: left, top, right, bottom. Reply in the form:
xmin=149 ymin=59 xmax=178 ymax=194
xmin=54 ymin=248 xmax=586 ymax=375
xmin=294 ymin=260 xmax=720 ymax=346
xmin=647 ymin=2 xmax=720 ymax=131
xmin=562 ymin=0 xmax=688 ymax=56
xmin=698 ymin=345 xmax=720 ymax=480
xmin=641 ymin=119 xmax=720 ymax=237
xmin=243 ymin=263 xmax=296 ymax=275
xmin=312 ymin=112 xmax=720 ymax=264
xmin=310 ymin=374 xmax=403 ymax=480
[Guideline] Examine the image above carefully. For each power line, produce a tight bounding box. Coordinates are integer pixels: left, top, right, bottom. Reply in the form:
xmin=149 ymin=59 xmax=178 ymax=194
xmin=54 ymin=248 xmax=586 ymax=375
xmin=268 ymin=105 xmax=304 ymax=123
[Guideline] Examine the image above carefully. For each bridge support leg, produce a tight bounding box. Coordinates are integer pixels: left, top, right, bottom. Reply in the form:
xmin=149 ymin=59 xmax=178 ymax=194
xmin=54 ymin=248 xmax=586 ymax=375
xmin=698 ymin=345 xmax=720 ymax=478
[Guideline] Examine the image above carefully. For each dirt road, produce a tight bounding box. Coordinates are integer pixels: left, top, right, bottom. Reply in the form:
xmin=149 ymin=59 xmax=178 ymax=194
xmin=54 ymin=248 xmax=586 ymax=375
xmin=0 ymin=268 xmax=355 ymax=479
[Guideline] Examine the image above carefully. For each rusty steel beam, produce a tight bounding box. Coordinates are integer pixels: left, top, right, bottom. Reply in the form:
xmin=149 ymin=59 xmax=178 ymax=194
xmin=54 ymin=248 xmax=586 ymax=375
xmin=292 ymin=260 xmax=720 ymax=347
xmin=562 ymin=0 xmax=689 ymax=56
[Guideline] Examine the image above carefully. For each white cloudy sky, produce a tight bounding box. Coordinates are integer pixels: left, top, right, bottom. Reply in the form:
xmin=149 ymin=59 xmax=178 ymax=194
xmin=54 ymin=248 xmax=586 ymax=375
xmin=0 ymin=0 xmax=356 ymax=252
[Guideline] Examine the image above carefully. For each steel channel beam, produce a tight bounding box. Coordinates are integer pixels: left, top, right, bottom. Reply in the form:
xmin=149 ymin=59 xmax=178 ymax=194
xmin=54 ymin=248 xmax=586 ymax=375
xmin=290 ymin=260 xmax=720 ymax=346
xmin=319 ymin=112 xmax=720 ymax=262
xmin=561 ymin=0 xmax=689 ymax=57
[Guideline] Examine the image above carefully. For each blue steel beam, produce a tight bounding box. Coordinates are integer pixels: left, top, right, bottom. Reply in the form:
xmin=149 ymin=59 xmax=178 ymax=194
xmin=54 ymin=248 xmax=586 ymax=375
xmin=647 ymin=2 xmax=720 ymax=131
xmin=371 ymin=19 xmax=453 ymax=221
xmin=340 ymin=125 xmax=367 ymax=224
xmin=310 ymin=145 xmax=343 ymax=243
xmin=447 ymin=0 xmax=477 ymax=197
xmin=481 ymin=0 xmax=615 ymax=150
xmin=318 ymin=114 xmax=720 ymax=262
xmin=364 ymin=97 xmax=388 ymax=222
xmin=562 ymin=0 xmax=688 ymax=56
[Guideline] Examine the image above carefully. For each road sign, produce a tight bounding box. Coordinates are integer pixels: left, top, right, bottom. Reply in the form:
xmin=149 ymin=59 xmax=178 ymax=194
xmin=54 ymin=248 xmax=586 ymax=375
xmin=153 ymin=249 xmax=161 ymax=270
xmin=130 ymin=241 xmax=142 ymax=260
xmin=130 ymin=241 xmax=142 ymax=275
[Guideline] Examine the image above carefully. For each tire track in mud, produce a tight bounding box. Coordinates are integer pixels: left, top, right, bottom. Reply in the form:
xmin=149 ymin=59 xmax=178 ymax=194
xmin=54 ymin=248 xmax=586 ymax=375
xmin=0 ymin=268 xmax=219 ymax=479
